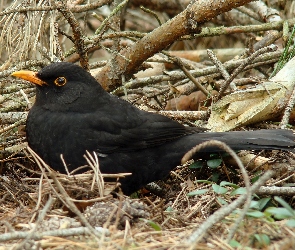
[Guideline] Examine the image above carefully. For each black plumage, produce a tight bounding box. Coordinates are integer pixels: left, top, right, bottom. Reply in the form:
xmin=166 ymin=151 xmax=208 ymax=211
xmin=12 ymin=62 xmax=295 ymax=195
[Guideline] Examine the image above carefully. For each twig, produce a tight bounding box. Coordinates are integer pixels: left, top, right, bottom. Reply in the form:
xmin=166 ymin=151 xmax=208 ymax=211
xmin=271 ymin=25 xmax=295 ymax=77
xmin=185 ymin=19 xmax=295 ymax=40
xmin=15 ymin=197 xmax=54 ymax=250
xmin=280 ymin=82 xmax=295 ymax=129
xmin=0 ymin=112 xmax=27 ymax=124
xmin=0 ymin=6 xmax=57 ymax=16
xmin=0 ymin=227 xmax=108 ymax=242
xmin=140 ymin=6 xmax=162 ymax=26
xmin=207 ymin=49 xmax=237 ymax=91
xmin=55 ymin=1 xmax=88 ymax=69
xmin=156 ymin=111 xmax=207 ymax=121
xmin=169 ymin=54 xmax=210 ymax=96
xmin=95 ymin=0 xmax=129 ymax=35
xmin=112 ymin=49 xmax=282 ymax=95
xmin=0 ymin=118 xmax=26 ymax=134
xmin=271 ymin=171 xmax=295 ymax=186
xmin=218 ymin=45 xmax=278 ymax=98
xmin=236 ymin=6 xmax=261 ymax=22
xmin=29 ymin=173 xmax=45 ymax=224
xmin=0 ymin=221 xmax=15 ymax=232
xmin=54 ymin=22 xmax=65 ymax=60
xmin=84 ymin=151 xmax=104 ymax=197
xmin=69 ymin=0 xmax=112 ymax=13
xmin=0 ymin=60 xmax=46 ymax=78
xmin=256 ymin=186 xmax=295 ymax=196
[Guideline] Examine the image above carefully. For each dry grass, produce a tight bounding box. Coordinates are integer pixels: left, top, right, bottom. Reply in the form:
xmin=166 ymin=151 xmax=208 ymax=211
xmin=1 ymin=146 xmax=295 ymax=249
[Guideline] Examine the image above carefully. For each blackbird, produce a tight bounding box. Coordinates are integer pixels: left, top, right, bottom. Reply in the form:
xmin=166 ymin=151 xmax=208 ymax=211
xmin=12 ymin=62 xmax=295 ymax=195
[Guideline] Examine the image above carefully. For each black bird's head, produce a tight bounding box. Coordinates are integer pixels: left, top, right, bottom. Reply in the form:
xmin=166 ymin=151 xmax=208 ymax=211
xmin=11 ymin=62 xmax=105 ymax=112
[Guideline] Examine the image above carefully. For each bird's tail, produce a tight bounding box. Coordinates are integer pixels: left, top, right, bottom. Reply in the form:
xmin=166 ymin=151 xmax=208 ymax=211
xmin=190 ymin=129 xmax=295 ymax=152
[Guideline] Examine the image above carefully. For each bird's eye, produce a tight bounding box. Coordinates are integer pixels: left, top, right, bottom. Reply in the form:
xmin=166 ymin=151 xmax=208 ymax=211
xmin=54 ymin=77 xmax=67 ymax=86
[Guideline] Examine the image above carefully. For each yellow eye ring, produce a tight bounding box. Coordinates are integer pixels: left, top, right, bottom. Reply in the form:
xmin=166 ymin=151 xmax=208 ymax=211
xmin=54 ymin=76 xmax=67 ymax=86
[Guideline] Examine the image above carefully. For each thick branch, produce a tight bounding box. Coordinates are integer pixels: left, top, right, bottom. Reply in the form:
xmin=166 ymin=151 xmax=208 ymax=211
xmin=97 ymin=0 xmax=255 ymax=91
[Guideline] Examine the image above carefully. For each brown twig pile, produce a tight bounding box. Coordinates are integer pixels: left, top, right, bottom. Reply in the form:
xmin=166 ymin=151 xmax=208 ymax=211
xmin=1 ymin=0 xmax=295 ymax=249
xmin=1 ymin=150 xmax=295 ymax=249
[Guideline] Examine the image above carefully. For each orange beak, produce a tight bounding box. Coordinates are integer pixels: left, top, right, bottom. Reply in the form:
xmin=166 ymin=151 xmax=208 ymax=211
xmin=11 ymin=70 xmax=47 ymax=86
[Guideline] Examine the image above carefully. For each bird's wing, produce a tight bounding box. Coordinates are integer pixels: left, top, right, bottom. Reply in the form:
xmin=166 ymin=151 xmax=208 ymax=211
xmin=85 ymin=104 xmax=198 ymax=153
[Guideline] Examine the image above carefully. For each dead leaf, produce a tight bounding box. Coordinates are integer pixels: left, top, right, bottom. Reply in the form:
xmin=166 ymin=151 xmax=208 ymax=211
xmin=207 ymin=56 xmax=295 ymax=131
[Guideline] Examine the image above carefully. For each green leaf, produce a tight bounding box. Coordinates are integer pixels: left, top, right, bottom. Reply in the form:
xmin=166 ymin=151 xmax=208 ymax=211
xmin=286 ymin=218 xmax=295 ymax=227
xmin=207 ymin=158 xmax=222 ymax=168
xmin=195 ymin=180 xmax=213 ymax=184
xmin=250 ymin=198 xmax=271 ymax=210
xmin=216 ymin=197 xmax=228 ymax=205
xmin=229 ymin=239 xmax=241 ymax=247
xmin=265 ymin=207 xmax=294 ymax=220
xmin=246 ymin=210 xmax=265 ymax=218
xmin=212 ymin=184 xmax=228 ymax=194
xmin=209 ymin=153 xmax=219 ymax=158
xmin=219 ymin=181 xmax=239 ymax=189
xmin=250 ymin=200 xmax=261 ymax=210
xmin=189 ymin=161 xmax=203 ymax=169
xmin=230 ymin=187 xmax=247 ymax=196
xmin=211 ymin=172 xmax=220 ymax=182
xmin=256 ymin=197 xmax=271 ymax=210
xmin=274 ymin=196 xmax=295 ymax=216
xmin=130 ymin=192 xmax=139 ymax=198
xmin=251 ymin=175 xmax=260 ymax=183
xmin=166 ymin=206 xmax=173 ymax=212
xmin=253 ymin=234 xmax=270 ymax=247
xmin=283 ymin=183 xmax=295 ymax=187
xmin=187 ymin=189 xmax=209 ymax=196
xmin=250 ymin=171 xmax=262 ymax=183
xmin=140 ymin=219 xmax=161 ymax=231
